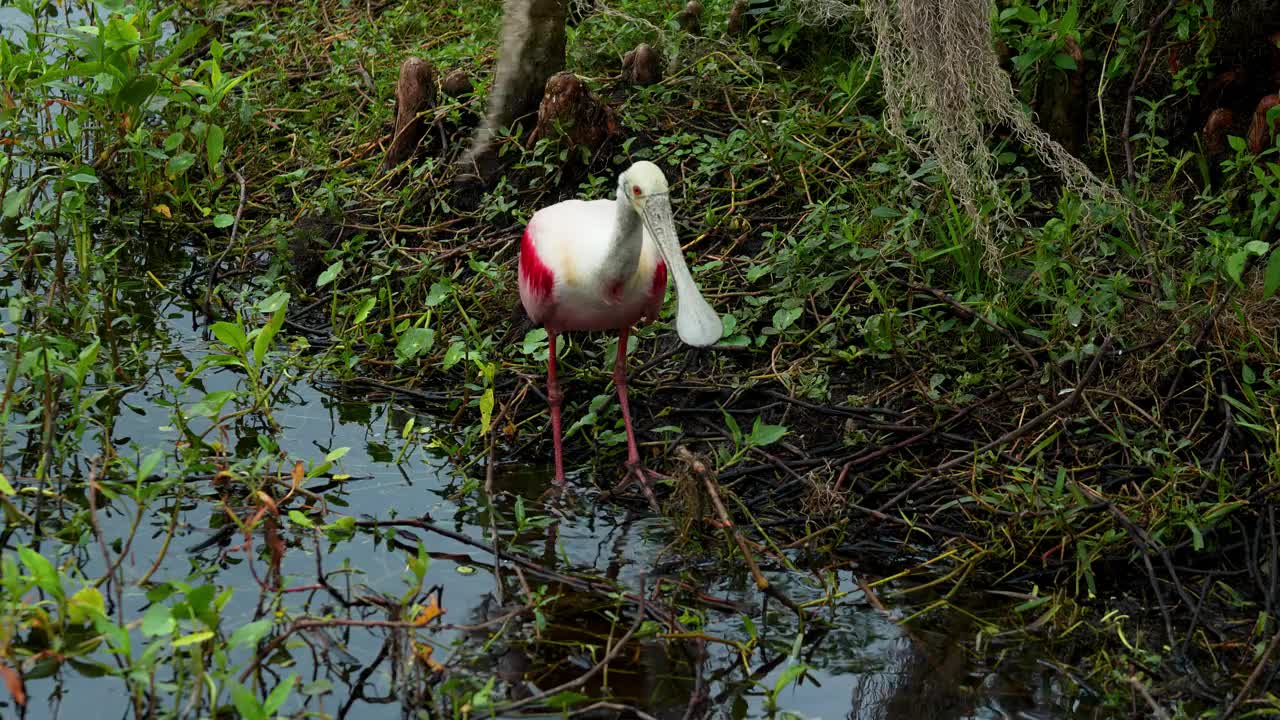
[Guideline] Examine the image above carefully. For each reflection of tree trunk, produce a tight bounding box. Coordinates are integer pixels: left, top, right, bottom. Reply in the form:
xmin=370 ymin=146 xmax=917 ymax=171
xmin=457 ymin=0 xmax=566 ymax=183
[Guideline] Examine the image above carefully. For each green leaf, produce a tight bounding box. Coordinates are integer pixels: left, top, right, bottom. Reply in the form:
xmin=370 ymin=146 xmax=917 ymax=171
xmin=772 ymin=662 xmax=809 ymax=696
xmin=211 ymin=321 xmax=248 ymax=352
xmin=1015 ymin=6 xmax=1039 ymax=23
xmin=1262 ymin=249 xmax=1280 ymax=298
xmin=426 ymin=281 xmax=451 ymax=306
xmin=325 ymin=446 xmax=350 ymax=462
xmin=407 ymin=540 xmax=430 ymax=583
xmin=442 ymin=341 xmax=467 ymax=370
xmin=1052 ymin=53 xmax=1078 ymax=71
xmin=212 ymin=213 xmax=235 ymax=229
xmin=3 ymin=184 xmax=33 ymax=218
xmin=543 ymin=691 xmax=590 ymax=709
xmin=92 ymin=613 xmax=131 ymax=655
xmin=1060 ymin=2 xmax=1079 ymax=33
xmin=0 ymin=473 xmax=14 ymax=496
xmin=19 ymin=546 xmax=63 ymax=600
xmin=748 ymin=419 xmax=787 ymax=447
xmin=395 ymin=327 xmax=435 ymax=361
xmin=288 ymin=510 xmax=315 ymax=528
xmin=1226 ymin=250 xmax=1247 ymax=287
xmin=301 ymin=679 xmax=334 ymax=696
xmin=229 ymin=680 xmax=267 ymax=720
xmin=565 ymin=409 xmax=598 ymax=438
xmin=721 ymin=314 xmax=737 ymax=335
xmin=229 ymin=618 xmax=274 ymax=649
xmin=190 ymin=390 xmax=236 ymax=418
xmin=253 ymin=305 xmax=287 ymax=367
xmin=352 ymin=296 xmax=376 ymax=325
xmin=258 ymin=290 xmax=290 ymax=313
xmin=316 ymin=260 xmax=343 ymax=288
xmin=171 ymin=630 xmax=215 ymax=647
xmin=772 ymin=306 xmax=802 ymax=331
xmin=479 ymin=388 xmax=495 ymax=432
xmin=263 ymin=674 xmax=297 ymax=715
xmin=166 ymin=151 xmax=196 ymax=178
xmin=1066 ymin=304 xmax=1083 ymax=327
xmin=470 ymin=677 xmax=496 ymax=709
xmin=67 ymin=172 xmax=98 ymax=184
xmin=67 ymin=586 xmax=105 ymax=624
xmin=520 ymin=328 xmax=548 ymax=355
xmin=117 ymin=75 xmax=158 ymax=109
xmin=723 ymin=410 xmax=742 ymax=445
xmin=185 ymin=585 xmax=217 ymax=616
xmin=325 ymin=516 xmax=356 ymax=542
xmin=74 ymin=339 xmax=100 ymax=384
xmin=206 ymin=124 xmax=225 ymax=171
xmin=141 ymin=604 xmax=176 ymax=637
xmin=1228 ymin=135 xmax=1246 ymax=153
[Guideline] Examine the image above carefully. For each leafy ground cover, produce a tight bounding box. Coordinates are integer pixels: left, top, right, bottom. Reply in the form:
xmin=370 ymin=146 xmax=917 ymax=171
xmin=2 ymin=0 xmax=1279 ymax=717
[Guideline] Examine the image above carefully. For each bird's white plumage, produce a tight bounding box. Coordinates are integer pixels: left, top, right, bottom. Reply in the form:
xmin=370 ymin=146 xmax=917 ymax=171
xmin=520 ymin=161 xmax=722 ymax=346
xmin=523 ymin=199 xmax=663 ymax=331
xmin=623 ymin=160 xmax=669 ymax=196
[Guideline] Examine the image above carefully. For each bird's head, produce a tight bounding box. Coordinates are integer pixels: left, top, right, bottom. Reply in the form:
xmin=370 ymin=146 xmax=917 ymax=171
xmin=619 ymin=160 xmax=670 ymax=211
xmin=616 ymin=160 xmax=723 ymax=348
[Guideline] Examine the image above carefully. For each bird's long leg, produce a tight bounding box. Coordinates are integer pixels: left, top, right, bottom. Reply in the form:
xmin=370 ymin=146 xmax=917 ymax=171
xmin=546 ymin=330 xmax=566 ymax=485
xmin=613 ymin=327 xmax=661 ymax=511
xmin=613 ymin=327 xmax=642 ymax=468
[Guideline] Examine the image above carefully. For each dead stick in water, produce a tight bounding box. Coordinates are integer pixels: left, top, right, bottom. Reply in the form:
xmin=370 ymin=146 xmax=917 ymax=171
xmin=680 ymin=448 xmax=814 ymax=622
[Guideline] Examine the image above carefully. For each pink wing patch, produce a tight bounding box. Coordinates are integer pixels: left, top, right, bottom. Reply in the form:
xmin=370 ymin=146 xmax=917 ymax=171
xmin=643 ymin=260 xmax=667 ymax=321
xmin=519 ymin=227 xmax=554 ymax=300
xmin=650 ymin=260 xmax=667 ymax=299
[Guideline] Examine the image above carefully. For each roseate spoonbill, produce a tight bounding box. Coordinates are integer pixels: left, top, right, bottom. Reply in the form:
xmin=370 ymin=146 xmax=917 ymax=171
xmin=519 ymin=160 xmax=721 ymax=500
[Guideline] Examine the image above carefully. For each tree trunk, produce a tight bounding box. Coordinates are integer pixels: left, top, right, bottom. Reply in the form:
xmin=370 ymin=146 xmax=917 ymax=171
xmin=456 ymin=0 xmax=567 ymax=184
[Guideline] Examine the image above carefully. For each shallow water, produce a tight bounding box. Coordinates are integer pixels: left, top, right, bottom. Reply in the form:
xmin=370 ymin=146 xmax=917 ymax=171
xmin=0 ymin=241 xmax=1092 ymax=720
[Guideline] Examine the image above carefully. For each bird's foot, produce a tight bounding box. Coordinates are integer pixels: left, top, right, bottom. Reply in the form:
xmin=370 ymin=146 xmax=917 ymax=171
xmin=611 ymin=462 xmax=666 ymax=512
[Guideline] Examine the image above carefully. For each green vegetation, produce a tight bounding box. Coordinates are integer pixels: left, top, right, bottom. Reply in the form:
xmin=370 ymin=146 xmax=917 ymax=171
xmin=2 ymin=0 xmax=1279 ymax=718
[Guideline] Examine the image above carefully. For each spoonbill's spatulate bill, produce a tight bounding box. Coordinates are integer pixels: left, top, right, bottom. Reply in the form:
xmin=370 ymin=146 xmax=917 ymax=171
xmin=519 ymin=160 xmax=721 ymax=502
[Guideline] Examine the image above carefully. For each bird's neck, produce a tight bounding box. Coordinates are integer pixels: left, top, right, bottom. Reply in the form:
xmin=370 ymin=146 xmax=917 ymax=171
xmin=601 ymin=190 xmax=643 ymax=288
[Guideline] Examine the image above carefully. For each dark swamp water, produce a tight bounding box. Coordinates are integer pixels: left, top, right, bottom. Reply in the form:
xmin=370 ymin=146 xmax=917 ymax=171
xmin=0 ymin=6 xmax=1093 ymax=720
xmin=0 ymin=244 xmax=1092 ymax=720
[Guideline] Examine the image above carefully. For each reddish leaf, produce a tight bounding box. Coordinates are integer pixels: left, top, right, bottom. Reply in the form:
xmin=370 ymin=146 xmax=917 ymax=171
xmin=413 ymin=596 xmax=446 ymax=626
xmin=1 ymin=661 xmax=26 ymax=707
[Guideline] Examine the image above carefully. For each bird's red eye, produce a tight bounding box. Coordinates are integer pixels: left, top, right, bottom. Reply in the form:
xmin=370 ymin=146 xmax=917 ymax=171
xmin=632 ymin=186 xmax=642 ymax=197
